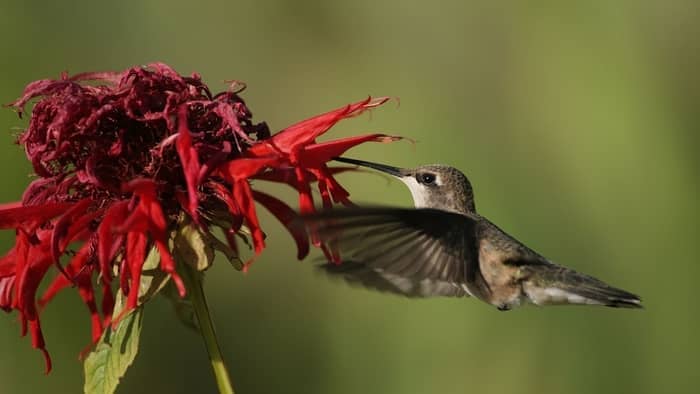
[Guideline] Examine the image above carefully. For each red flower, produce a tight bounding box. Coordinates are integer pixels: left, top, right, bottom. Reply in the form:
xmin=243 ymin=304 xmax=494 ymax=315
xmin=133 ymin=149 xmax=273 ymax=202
xmin=0 ymin=63 xmax=399 ymax=372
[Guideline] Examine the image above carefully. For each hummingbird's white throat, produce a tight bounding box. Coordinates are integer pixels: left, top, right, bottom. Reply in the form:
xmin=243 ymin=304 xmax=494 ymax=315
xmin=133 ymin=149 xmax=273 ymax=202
xmin=399 ymin=176 xmax=439 ymax=208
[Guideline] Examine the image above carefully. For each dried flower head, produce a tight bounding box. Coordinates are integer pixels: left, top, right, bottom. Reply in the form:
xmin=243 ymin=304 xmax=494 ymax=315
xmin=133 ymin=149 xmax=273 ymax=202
xmin=0 ymin=63 xmax=399 ymax=372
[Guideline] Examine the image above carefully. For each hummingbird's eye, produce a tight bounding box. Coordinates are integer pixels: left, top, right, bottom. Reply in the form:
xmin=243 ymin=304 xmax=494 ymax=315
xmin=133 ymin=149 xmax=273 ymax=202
xmin=418 ymin=173 xmax=436 ymax=185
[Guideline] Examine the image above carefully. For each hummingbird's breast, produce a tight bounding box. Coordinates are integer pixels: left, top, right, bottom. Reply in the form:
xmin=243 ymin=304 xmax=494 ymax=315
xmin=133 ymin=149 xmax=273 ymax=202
xmin=476 ymin=237 xmax=525 ymax=308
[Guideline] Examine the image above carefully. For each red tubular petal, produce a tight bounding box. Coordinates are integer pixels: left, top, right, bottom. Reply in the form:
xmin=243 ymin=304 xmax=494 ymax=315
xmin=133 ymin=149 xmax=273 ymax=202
xmin=209 ymin=183 xmax=244 ymax=232
xmin=156 ymin=239 xmax=185 ymax=297
xmin=0 ymin=276 xmax=15 ymax=311
xmin=312 ymin=166 xmax=354 ymax=206
xmin=248 ymin=97 xmax=390 ymax=157
xmin=294 ymin=167 xmax=315 ymax=215
xmin=0 ymin=247 xmax=17 ymax=278
xmin=299 ymin=134 xmax=402 ymax=167
xmin=40 ymin=242 xmax=103 ymax=343
xmin=11 ymin=232 xmax=30 ymax=311
xmin=28 ymin=319 xmax=52 ymax=374
xmin=125 ymin=232 xmax=146 ymax=312
xmin=14 ymin=232 xmax=53 ymax=321
xmin=135 ymin=186 xmax=186 ymax=297
xmin=122 ymin=180 xmax=187 ymax=299
xmin=144 ymin=195 xmax=167 ymax=233
xmin=317 ymin=178 xmax=333 ymax=210
xmin=38 ymin=275 xmax=69 ymax=309
xmin=119 ymin=254 xmax=130 ymax=298
xmin=77 ymin=279 xmax=102 ymax=344
xmin=219 ymin=156 xmax=281 ymax=182
xmin=60 ymin=208 xmax=103 ymax=249
xmin=0 ymin=202 xmax=73 ymax=229
xmin=97 ymin=201 xmax=129 ymax=283
xmin=0 ymin=201 xmax=22 ymax=210
xmin=254 ymin=166 xmax=356 ymax=185
xmin=252 ymin=191 xmax=309 ymax=260
xmin=100 ymin=282 xmax=115 ymax=328
xmin=119 ymin=180 xmax=160 ymax=234
xmin=232 ymin=180 xmax=265 ymax=254
xmin=176 ymin=105 xmax=202 ymax=223
xmin=50 ymin=198 xmax=93 ymax=278
xmin=122 ymin=178 xmax=158 ymax=195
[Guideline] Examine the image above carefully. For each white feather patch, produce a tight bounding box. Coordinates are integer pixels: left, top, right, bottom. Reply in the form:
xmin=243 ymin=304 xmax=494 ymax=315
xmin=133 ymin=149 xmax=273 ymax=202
xmin=525 ymin=287 xmax=604 ymax=306
xmin=399 ymin=177 xmax=430 ymax=208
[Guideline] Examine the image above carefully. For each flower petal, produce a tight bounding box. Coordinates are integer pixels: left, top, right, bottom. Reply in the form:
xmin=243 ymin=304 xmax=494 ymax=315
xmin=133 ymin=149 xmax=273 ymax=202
xmin=0 ymin=202 xmax=73 ymax=229
xmin=176 ymin=105 xmax=202 ymax=223
xmin=299 ymin=134 xmax=402 ymax=167
xmin=232 ymin=180 xmax=265 ymax=254
xmin=247 ymin=97 xmax=390 ymax=157
xmin=50 ymin=198 xmax=93 ymax=278
xmin=252 ymin=191 xmax=309 ymax=259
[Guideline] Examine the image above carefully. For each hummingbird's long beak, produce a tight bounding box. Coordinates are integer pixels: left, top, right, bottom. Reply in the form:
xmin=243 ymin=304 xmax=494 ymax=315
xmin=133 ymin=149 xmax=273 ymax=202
xmin=333 ymin=157 xmax=404 ymax=177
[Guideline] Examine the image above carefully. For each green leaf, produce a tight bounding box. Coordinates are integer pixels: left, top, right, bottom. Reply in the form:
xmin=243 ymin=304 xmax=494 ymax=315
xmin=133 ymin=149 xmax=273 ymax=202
xmin=173 ymin=218 xmax=242 ymax=271
xmin=163 ymin=280 xmax=198 ymax=331
xmin=174 ymin=218 xmax=216 ymax=271
xmin=83 ymin=292 xmax=144 ymax=394
xmin=137 ymin=246 xmax=171 ymax=303
xmin=207 ymin=231 xmax=243 ymax=271
xmin=83 ymin=246 xmax=170 ymax=394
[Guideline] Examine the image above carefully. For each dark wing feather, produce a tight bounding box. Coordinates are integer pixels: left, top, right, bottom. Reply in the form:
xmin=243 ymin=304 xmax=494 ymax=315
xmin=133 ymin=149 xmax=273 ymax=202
xmin=303 ymin=208 xmax=485 ymax=297
xmin=317 ymin=260 xmax=468 ymax=298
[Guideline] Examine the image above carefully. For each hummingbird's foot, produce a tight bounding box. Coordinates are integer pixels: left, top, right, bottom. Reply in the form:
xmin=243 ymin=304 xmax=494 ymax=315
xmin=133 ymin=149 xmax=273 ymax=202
xmin=497 ymin=304 xmax=511 ymax=312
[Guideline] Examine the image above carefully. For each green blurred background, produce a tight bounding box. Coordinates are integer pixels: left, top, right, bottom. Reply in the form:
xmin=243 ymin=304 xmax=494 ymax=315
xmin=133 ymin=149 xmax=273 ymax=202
xmin=1 ymin=1 xmax=698 ymax=393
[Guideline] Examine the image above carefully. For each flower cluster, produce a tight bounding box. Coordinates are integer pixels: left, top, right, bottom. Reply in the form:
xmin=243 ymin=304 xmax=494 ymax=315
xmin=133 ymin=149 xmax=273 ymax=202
xmin=0 ymin=63 xmax=398 ymax=372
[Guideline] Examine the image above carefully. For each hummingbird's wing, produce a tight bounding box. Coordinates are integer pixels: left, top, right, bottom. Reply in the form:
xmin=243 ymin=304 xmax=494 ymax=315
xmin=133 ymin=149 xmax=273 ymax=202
xmin=318 ymin=260 xmax=468 ymax=298
xmin=303 ymin=208 xmax=488 ymax=298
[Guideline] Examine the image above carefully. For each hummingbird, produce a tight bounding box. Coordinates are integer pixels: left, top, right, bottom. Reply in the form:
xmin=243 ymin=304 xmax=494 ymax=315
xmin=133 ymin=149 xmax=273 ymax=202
xmin=303 ymin=157 xmax=642 ymax=311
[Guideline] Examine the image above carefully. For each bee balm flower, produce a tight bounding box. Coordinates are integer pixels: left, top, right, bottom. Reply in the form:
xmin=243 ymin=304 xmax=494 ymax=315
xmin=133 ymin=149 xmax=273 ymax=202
xmin=0 ymin=63 xmax=398 ymax=372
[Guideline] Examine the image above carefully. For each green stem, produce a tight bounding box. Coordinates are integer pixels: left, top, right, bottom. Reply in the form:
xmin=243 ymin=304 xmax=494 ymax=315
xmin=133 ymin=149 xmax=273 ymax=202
xmin=183 ymin=266 xmax=235 ymax=394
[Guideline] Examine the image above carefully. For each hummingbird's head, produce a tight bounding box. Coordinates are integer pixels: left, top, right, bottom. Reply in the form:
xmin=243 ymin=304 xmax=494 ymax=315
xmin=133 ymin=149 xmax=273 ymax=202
xmin=334 ymin=157 xmax=476 ymax=214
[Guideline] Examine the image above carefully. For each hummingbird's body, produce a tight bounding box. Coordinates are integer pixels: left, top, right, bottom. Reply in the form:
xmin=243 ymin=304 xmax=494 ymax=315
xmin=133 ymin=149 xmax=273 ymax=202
xmin=304 ymin=158 xmax=642 ymax=310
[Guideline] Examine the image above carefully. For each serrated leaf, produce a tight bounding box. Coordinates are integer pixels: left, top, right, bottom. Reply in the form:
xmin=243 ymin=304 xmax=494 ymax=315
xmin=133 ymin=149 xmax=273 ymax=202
xmin=83 ymin=292 xmax=143 ymax=394
xmin=83 ymin=246 xmax=170 ymax=394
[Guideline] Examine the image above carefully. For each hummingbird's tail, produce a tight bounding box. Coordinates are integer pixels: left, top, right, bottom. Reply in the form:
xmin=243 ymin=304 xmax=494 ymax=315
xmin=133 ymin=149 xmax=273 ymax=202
xmin=521 ymin=264 xmax=642 ymax=309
